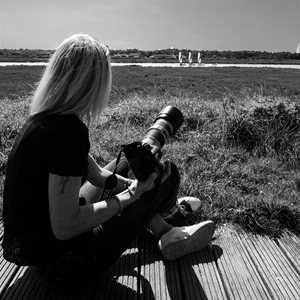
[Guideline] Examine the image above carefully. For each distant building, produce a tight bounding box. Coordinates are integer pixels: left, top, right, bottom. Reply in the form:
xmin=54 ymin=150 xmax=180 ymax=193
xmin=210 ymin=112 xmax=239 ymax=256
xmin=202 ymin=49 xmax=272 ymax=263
xmin=296 ymin=43 xmax=300 ymax=54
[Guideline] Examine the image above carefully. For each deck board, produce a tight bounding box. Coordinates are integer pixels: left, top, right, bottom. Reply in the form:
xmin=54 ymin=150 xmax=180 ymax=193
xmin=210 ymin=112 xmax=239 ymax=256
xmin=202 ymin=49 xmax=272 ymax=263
xmin=2 ymin=267 xmax=68 ymax=300
xmin=277 ymin=232 xmax=300 ymax=270
xmin=92 ymin=242 xmax=139 ymax=300
xmin=0 ymin=220 xmax=300 ymax=299
xmin=0 ymin=246 xmax=20 ymax=297
xmin=139 ymin=236 xmax=182 ymax=300
xmin=0 ymin=220 xmax=4 ymax=240
xmin=1 ymin=245 xmax=139 ymax=300
xmin=1 ymin=267 xmax=42 ymax=300
xmin=213 ymin=227 xmax=273 ymax=300
xmin=239 ymin=231 xmax=300 ymax=300
xmin=178 ymin=244 xmax=227 ymax=300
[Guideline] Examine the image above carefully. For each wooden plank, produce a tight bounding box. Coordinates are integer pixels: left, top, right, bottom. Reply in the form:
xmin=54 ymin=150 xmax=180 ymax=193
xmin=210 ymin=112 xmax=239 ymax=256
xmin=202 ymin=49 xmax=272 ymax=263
xmin=0 ymin=236 xmax=139 ymax=299
xmin=91 ymin=240 xmax=140 ymax=300
xmin=213 ymin=226 xmax=272 ymax=300
xmin=178 ymin=243 xmax=227 ymax=300
xmin=0 ymin=267 xmax=48 ymax=300
xmin=1 ymin=260 xmax=96 ymax=299
xmin=277 ymin=232 xmax=300 ymax=270
xmin=0 ymin=221 xmax=57 ymax=300
xmin=1 ymin=264 xmax=109 ymax=300
xmin=238 ymin=231 xmax=300 ymax=300
xmin=139 ymin=236 xmax=182 ymax=300
xmin=4 ymin=267 xmax=79 ymax=300
xmin=0 ymin=220 xmax=4 ymax=240
xmin=0 ymin=246 xmax=20 ymax=297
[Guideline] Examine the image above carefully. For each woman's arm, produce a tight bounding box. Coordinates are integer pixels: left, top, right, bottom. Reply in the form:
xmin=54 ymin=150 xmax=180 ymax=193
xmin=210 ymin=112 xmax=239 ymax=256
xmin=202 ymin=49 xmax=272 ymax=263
xmin=48 ymin=172 xmax=157 ymax=240
xmin=87 ymin=154 xmax=132 ymax=193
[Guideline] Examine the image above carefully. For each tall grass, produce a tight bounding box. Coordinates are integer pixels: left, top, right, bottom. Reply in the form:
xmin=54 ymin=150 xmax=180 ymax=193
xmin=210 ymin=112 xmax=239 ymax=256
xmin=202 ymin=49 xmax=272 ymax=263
xmin=0 ymin=89 xmax=299 ymax=236
xmin=85 ymin=92 xmax=300 ymax=236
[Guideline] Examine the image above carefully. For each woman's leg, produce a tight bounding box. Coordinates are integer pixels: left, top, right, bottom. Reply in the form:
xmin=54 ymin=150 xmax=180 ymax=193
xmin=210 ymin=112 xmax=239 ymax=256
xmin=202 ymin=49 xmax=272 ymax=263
xmin=147 ymin=214 xmax=172 ymax=238
xmin=79 ymin=157 xmax=130 ymax=204
xmin=72 ymin=162 xmax=180 ymax=272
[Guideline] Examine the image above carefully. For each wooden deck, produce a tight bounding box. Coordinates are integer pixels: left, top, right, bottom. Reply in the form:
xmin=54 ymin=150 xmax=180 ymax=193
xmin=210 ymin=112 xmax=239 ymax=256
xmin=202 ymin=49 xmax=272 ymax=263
xmin=0 ymin=222 xmax=299 ymax=299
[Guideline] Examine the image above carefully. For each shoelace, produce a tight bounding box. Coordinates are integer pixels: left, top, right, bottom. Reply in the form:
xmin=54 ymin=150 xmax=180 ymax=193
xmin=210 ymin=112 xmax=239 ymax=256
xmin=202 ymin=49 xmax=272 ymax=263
xmin=165 ymin=201 xmax=193 ymax=219
xmin=178 ymin=201 xmax=193 ymax=215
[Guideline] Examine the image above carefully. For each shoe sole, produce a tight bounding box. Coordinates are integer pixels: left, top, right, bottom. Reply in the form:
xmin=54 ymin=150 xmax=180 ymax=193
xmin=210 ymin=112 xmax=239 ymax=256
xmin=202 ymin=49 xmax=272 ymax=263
xmin=160 ymin=221 xmax=215 ymax=260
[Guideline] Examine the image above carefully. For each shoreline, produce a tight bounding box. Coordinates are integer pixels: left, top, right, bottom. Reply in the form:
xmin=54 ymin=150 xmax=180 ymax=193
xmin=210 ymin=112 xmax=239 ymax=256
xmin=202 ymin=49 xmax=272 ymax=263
xmin=1 ymin=62 xmax=300 ymax=70
xmin=0 ymin=58 xmax=300 ymax=65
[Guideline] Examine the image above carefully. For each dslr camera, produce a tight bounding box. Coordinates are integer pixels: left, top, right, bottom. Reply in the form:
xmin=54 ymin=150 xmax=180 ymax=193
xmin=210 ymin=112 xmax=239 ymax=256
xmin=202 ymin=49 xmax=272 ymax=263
xmin=122 ymin=106 xmax=183 ymax=181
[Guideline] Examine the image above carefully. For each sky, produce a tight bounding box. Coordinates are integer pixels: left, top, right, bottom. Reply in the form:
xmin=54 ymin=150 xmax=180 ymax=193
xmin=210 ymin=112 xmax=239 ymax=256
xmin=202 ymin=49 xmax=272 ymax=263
xmin=0 ymin=0 xmax=299 ymax=52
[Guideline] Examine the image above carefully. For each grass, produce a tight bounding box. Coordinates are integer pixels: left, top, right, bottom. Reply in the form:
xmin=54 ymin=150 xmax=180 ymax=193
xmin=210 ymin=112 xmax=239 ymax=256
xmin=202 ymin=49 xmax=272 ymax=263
xmin=0 ymin=66 xmax=300 ymax=237
xmin=1 ymin=66 xmax=300 ymax=102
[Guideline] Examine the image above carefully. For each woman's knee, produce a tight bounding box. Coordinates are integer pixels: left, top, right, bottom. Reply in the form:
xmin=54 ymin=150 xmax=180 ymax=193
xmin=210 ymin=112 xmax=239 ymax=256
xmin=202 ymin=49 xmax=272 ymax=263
xmin=169 ymin=162 xmax=180 ymax=188
xmin=104 ymin=157 xmax=129 ymax=177
xmin=145 ymin=162 xmax=180 ymax=212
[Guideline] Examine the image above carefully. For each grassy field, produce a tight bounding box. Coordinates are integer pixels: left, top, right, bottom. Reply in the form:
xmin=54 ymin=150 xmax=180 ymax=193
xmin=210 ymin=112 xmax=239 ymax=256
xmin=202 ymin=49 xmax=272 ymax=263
xmin=0 ymin=66 xmax=299 ymax=236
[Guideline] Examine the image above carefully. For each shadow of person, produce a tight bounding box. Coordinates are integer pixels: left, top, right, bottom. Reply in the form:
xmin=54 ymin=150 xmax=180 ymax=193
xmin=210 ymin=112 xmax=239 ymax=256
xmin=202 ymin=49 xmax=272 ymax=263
xmin=97 ymin=243 xmax=222 ymax=300
xmin=2 ymin=266 xmax=147 ymax=300
xmin=92 ymin=251 xmax=156 ymax=300
xmin=1 ymin=266 xmax=138 ymax=300
xmin=138 ymin=234 xmax=224 ymax=300
xmin=2 ymin=242 xmax=223 ymax=300
xmin=165 ymin=244 xmax=223 ymax=300
xmin=1 ymin=252 xmax=155 ymax=300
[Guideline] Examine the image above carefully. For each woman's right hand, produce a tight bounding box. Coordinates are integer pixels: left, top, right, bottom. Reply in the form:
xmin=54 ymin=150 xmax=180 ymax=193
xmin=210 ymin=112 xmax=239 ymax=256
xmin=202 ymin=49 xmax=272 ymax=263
xmin=128 ymin=172 xmax=158 ymax=201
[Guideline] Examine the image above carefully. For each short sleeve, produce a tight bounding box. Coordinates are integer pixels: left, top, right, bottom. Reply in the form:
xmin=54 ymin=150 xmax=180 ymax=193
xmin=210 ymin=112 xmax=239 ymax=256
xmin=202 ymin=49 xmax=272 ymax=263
xmin=47 ymin=124 xmax=89 ymax=177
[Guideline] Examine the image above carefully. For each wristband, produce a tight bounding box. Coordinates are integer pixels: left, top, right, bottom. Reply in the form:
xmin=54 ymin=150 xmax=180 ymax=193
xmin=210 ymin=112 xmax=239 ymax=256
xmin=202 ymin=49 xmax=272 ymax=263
xmin=123 ymin=180 xmax=130 ymax=190
xmin=113 ymin=196 xmax=123 ymax=216
xmin=127 ymin=187 xmax=136 ymax=201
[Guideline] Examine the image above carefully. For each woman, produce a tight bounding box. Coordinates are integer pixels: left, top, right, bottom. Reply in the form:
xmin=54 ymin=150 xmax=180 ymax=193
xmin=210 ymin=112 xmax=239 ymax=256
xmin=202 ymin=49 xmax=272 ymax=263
xmin=2 ymin=34 xmax=215 ymax=284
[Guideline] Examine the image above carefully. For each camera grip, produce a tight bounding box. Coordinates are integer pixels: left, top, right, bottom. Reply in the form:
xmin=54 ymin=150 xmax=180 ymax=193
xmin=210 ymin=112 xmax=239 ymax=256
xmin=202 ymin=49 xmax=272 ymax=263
xmin=122 ymin=142 xmax=163 ymax=181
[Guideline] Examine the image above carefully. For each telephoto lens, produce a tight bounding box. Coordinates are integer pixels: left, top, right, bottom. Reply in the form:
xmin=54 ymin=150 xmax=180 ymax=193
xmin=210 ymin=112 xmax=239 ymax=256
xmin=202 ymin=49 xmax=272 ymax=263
xmin=122 ymin=106 xmax=183 ymax=181
xmin=142 ymin=106 xmax=184 ymax=152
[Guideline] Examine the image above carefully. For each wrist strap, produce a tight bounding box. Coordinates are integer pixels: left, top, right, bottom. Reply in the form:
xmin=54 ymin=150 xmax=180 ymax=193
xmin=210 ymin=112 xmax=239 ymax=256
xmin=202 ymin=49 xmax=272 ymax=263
xmin=113 ymin=196 xmax=123 ymax=216
xmin=127 ymin=186 xmax=135 ymax=200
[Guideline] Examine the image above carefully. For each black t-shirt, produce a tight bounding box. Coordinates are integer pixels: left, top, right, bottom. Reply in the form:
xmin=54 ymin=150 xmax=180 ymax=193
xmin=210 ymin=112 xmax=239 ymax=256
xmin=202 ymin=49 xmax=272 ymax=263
xmin=2 ymin=112 xmax=90 ymax=265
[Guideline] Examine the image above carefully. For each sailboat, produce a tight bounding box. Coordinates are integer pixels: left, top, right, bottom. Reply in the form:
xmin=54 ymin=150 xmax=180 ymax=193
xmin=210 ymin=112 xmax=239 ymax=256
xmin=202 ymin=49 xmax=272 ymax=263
xmin=178 ymin=51 xmax=183 ymax=65
xmin=296 ymin=43 xmax=300 ymax=54
xmin=188 ymin=51 xmax=192 ymax=65
xmin=197 ymin=52 xmax=201 ymax=64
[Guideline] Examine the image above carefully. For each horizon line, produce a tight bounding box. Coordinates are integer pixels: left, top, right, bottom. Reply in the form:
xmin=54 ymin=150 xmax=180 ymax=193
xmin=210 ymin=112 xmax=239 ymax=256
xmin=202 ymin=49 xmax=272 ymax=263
xmin=1 ymin=48 xmax=299 ymax=54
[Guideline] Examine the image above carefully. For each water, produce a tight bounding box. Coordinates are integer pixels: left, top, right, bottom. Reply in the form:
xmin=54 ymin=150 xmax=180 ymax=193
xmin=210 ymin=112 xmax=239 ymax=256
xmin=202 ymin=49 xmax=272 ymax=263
xmin=0 ymin=61 xmax=300 ymax=69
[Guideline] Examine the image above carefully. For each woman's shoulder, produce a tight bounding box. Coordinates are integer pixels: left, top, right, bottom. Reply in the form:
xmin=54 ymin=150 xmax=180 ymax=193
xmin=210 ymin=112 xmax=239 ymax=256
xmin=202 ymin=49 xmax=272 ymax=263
xmin=17 ymin=113 xmax=88 ymax=149
xmin=32 ymin=113 xmax=87 ymax=136
xmin=43 ymin=113 xmax=86 ymax=129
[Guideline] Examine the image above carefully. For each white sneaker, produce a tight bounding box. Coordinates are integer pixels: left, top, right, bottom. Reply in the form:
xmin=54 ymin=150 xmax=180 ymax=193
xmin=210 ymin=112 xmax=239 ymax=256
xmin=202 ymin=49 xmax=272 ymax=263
xmin=161 ymin=196 xmax=201 ymax=220
xmin=158 ymin=220 xmax=215 ymax=260
xmin=178 ymin=196 xmax=202 ymax=212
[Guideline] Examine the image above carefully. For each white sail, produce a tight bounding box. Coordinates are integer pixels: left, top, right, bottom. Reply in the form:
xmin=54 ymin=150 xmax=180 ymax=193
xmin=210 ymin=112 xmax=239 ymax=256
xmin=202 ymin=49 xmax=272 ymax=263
xmin=197 ymin=52 xmax=201 ymax=64
xmin=188 ymin=51 xmax=192 ymax=64
xmin=297 ymin=43 xmax=300 ymax=54
xmin=178 ymin=51 xmax=182 ymax=64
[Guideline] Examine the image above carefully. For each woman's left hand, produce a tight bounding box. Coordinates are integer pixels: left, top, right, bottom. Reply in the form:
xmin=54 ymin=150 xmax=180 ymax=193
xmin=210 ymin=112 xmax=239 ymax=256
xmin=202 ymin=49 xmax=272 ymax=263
xmin=115 ymin=176 xmax=134 ymax=193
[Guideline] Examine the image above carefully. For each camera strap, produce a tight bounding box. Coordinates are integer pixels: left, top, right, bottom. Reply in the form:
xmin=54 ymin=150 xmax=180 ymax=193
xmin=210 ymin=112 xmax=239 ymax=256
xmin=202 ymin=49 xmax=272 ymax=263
xmin=99 ymin=149 xmax=123 ymax=202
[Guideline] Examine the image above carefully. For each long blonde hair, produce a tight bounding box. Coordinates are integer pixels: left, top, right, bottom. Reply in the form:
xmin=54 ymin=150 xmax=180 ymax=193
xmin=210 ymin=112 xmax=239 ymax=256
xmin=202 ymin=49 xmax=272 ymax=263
xmin=30 ymin=34 xmax=111 ymax=124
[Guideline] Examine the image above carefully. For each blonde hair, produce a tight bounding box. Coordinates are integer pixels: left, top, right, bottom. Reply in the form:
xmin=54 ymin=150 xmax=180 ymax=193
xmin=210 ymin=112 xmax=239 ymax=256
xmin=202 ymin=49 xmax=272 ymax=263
xmin=30 ymin=33 xmax=111 ymax=124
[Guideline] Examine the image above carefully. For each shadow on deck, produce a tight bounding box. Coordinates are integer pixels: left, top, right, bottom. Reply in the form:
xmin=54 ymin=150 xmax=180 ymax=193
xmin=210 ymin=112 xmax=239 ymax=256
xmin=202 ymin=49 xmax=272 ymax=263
xmin=0 ymin=224 xmax=299 ymax=299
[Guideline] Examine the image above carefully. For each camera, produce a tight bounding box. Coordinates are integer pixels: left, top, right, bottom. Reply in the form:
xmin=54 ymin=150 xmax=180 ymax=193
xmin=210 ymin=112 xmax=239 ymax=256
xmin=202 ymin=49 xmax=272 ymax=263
xmin=122 ymin=106 xmax=183 ymax=181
